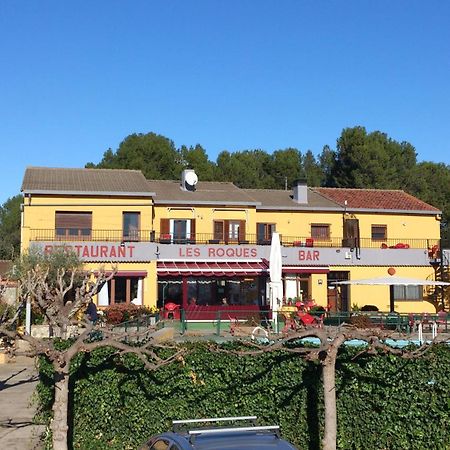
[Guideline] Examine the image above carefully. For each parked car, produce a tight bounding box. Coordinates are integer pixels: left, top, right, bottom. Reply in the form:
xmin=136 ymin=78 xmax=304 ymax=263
xmin=138 ymin=416 xmax=298 ymax=450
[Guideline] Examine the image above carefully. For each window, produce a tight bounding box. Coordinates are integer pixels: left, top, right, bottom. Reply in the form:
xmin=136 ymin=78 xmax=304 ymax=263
xmin=257 ymin=223 xmax=275 ymax=243
xmin=159 ymin=218 xmax=196 ymax=243
xmin=311 ymin=224 xmax=330 ymax=240
xmin=228 ymin=221 xmax=240 ymax=241
xmin=372 ymin=224 xmax=387 ymax=240
xmin=123 ymin=212 xmax=140 ymax=241
xmin=213 ymin=220 xmax=246 ymax=243
xmin=107 ymin=276 xmax=142 ymax=304
xmin=393 ymin=285 xmax=423 ymax=301
xmin=55 ymin=212 xmax=92 ymax=240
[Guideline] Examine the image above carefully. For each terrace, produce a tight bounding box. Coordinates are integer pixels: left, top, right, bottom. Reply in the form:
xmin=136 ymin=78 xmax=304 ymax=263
xmin=28 ymin=229 xmax=439 ymax=251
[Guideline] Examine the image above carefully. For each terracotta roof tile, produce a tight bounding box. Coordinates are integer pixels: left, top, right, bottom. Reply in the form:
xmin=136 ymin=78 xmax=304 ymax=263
xmin=314 ymin=187 xmax=440 ymax=212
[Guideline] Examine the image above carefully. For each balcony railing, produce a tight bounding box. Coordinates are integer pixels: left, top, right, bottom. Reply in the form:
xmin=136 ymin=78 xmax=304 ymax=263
xmin=28 ymin=228 xmax=438 ymax=250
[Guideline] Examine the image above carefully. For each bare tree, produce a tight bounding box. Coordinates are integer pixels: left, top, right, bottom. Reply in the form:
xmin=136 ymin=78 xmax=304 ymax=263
xmin=0 ymin=259 xmax=183 ymax=450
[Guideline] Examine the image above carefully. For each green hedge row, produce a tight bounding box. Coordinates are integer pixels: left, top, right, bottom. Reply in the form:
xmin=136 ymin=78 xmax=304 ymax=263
xmin=37 ymin=343 xmax=450 ymax=450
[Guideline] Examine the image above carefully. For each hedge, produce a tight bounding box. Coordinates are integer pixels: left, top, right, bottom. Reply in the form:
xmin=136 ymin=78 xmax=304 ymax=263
xmin=36 ymin=343 xmax=450 ymax=450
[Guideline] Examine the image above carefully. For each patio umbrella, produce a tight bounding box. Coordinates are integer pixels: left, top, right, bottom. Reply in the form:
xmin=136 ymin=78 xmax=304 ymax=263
xmin=269 ymin=232 xmax=283 ymax=319
xmin=331 ymin=275 xmax=450 ymax=312
xmin=331 ymin=276 xmax=450 ymax=286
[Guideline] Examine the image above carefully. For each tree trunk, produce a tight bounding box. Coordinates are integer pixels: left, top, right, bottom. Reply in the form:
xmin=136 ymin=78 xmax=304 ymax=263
xmin=321 ymin=335 xmax=345 ymax=450
xmin=51 ymin=368 xmax=70 ymax=450
xmin=322 ymin=356 xmax=337 ymax=450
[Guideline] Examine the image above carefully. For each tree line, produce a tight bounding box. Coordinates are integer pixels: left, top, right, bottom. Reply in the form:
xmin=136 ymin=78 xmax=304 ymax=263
xmin=1 ymin=126 xmax=449 ymax=259
xmin=86 ymin=126 xmax=450 ymax=242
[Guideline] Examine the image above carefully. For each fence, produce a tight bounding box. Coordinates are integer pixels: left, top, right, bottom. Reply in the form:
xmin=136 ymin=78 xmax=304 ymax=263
xmin=28 ymin=228 xmax=437 ymax=250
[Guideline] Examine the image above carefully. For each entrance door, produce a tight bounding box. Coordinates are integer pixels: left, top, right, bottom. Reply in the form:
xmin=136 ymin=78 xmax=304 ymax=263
xmin=327 ymin=271 xmax=350 ymax=312
xmin=343 ymin=218 xmax=360 ymax=248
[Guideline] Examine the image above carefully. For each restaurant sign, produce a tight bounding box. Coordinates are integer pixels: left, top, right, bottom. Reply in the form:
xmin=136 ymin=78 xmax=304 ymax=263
xmin=29 ymin=242 xmax=430 ymax=266
xmin=30 ymin=242 xmax=158 ymax=262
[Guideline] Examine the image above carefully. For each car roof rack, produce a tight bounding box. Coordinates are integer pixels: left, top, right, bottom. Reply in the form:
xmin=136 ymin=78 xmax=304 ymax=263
xmin=173 ymin=416 xmax=258 ymax=432
xmin=172 ymin=417 xmax=282 ymax=444
xmin=188 ymin=425 xmax=280 ymax=437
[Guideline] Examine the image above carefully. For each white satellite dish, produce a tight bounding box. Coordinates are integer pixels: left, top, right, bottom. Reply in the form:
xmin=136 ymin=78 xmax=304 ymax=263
xmin=184 ymin=171 xmax=198 ymax=191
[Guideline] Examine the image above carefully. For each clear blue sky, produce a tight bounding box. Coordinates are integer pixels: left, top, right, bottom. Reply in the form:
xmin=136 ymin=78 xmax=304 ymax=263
xmin=1 ymin=1 xmax=449 ymax=204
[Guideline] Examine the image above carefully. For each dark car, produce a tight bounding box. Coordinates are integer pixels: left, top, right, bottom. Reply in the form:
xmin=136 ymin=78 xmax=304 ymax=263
xmin=139 ymin=416 xmax=298 ymax=450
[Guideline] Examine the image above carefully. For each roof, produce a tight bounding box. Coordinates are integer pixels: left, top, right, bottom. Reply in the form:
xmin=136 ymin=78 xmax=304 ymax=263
xmin=21 ymin=167 xmax=155 ymax=197
xmin=243 ymin=188 xmax=341 ymax=210
xmin=314 ymin=187 xmax=441 ymax=213
xmin=20 ymin=167 xmax=441 ymax=214
xmin=147 ymin=180 xmax=261 ymax=206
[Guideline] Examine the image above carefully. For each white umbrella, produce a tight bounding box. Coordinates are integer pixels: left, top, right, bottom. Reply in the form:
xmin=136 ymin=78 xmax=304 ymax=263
xmin=331 ymin=276 xmax=450 ymax=286
xmin=269 ymin=232 xmax=283 ymax=314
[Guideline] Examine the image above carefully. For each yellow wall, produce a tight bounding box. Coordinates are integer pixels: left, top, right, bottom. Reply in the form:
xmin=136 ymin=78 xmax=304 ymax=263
xmin=330 ymin=265 xmax=437 ymax=313
xmin=22 ymin=195 xmax=153 ymax=251
xmin=81 ymin=261 xmax=158 ymax=309
xmin=355 ymin=212 xmax=440 ymax=241
xmin=310 ymin=273 xmax=328 ymax=307
xmin=253 ymin=211 xmax=341 ymax=238
xmin=254 ymin=210 xmax=440 ymax=243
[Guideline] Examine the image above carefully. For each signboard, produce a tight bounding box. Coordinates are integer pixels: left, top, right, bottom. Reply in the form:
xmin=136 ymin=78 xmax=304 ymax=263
xmin=31 ymin=242 xmax=158 ymax=262
xmin=30 ymin=241 xmax=431 ymax=267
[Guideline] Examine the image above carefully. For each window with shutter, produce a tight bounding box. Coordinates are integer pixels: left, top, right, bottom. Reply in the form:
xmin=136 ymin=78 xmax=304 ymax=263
xmin=311 ymin=224 xmax=330 ymax=240
xmin=371 ymin=225 xmax=387 ymax=241
xmin=257 ymin=223 xmax=275 ymax=243
xmin=55 ymin=212 xmax=92 ymax=240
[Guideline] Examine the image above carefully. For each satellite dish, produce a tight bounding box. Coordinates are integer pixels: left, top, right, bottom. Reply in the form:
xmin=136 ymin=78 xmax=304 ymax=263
xmin=184 ymin=171 xmax=198 ymax=191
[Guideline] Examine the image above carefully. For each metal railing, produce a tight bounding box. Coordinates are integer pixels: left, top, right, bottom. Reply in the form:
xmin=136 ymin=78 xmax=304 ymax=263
xmin=172 ymin=310 xmax=449 ymax=336
xmin=28 ymin=228 xmax=438 ymax=250
xmin=100 ymin=310 xmax=448 ymax=339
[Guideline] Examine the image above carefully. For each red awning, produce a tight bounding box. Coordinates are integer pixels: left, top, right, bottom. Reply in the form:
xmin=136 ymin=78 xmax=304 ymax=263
xmin=157 ymin=261 xmax=269 ymax=277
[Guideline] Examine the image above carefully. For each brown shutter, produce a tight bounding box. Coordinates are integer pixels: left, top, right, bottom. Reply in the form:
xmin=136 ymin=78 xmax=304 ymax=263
xmin=224 ymin=221 xmax=230 ymax=243
xmin=239 ymin=220 xmax=246 ymax=241
xmin=190 ymin=219 xmax=196 ymax=241
xmin=55 ymin=212 xmax=92 ymax=228
xmin=160 ymin=219 xmax=170 ymax=235
xmin=214 ymin=221 xmax=224 ymax=240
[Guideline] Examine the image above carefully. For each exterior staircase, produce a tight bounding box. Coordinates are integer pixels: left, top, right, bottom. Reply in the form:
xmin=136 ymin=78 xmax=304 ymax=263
xmin=427 ymin=247 xmax=450 ymax=311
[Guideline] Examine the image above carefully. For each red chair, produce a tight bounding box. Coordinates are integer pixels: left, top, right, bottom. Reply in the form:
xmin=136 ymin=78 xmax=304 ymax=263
xmin=162 ymin=302 xmax=180 ymax=320
xmin=299 ymin=313 xmax=316 ymax=326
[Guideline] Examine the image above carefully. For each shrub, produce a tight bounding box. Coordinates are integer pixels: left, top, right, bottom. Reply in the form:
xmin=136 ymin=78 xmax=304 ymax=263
xmin=35 ymin=343 xmax=450 ymax=450
xmin=103 ymin=304 xmax=153 ymax=324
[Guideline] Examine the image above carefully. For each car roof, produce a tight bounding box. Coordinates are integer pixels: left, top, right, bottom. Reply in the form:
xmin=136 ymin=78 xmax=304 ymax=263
xmin=154 ymin=430 xmax=297 ymax=450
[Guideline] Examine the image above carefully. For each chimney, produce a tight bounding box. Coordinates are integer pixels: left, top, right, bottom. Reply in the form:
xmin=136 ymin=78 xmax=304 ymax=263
xmin=292 ymin=178 xmax=308 ymax=204
xmin=180 ymin=169 xmax=198 ymax=192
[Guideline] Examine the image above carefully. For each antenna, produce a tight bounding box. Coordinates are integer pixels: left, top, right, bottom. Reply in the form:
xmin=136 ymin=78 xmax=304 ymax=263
xmin=182 ymin=170 xmax=198 ymax=192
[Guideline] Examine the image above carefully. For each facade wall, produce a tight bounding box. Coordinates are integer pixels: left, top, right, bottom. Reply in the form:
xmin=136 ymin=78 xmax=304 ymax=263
xmin=328 ymin=266 xmax=437 ymax=313
xmin=354 ymin=212 xmax=440 ymax=242
xmin=21 ymin=186 xmax=443 ymax=314
xmin=153 ymin=205 xmax=258 ymax=236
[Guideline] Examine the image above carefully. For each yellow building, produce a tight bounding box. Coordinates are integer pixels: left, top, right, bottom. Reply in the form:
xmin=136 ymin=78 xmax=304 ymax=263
xmin=21 ymin=167 xmax=444 ymax=315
